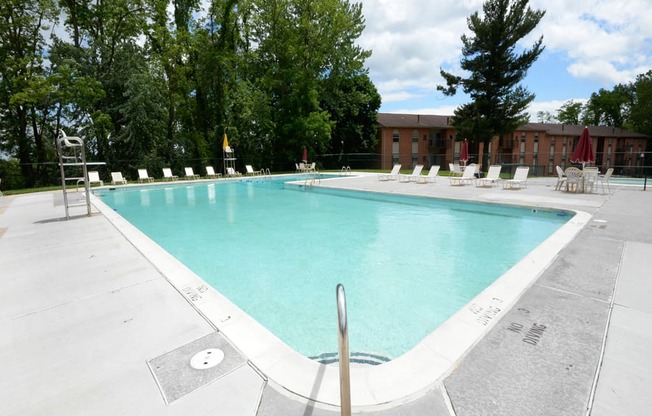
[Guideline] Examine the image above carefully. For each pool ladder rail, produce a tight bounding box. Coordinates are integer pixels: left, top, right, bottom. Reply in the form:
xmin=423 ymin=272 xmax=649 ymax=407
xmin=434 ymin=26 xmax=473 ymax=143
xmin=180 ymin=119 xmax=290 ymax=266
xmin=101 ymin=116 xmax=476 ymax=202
xmin=337 ymin=284 xmax=352 ymax=416
xmin=304 ymin=171 xmax=321 ymax=188
xmin=340 ymin=166 xmax=352 ymax=176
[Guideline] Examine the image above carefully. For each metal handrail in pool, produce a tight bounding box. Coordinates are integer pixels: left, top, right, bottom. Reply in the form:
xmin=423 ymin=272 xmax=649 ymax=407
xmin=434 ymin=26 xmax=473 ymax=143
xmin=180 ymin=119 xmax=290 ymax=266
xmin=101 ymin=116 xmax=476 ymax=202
xmin=337 ymin=284 xmax=351 ymax=416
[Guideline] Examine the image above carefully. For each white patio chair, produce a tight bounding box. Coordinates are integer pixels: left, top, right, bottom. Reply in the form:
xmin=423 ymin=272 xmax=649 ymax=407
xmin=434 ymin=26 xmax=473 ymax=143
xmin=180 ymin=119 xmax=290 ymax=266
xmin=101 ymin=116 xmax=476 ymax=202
xmin=597 ymin=168 xmax=614 ymax=193
xmin=582 ymin=167 xmax=599 ymax=193
xmin=206 ymin=166 xmax=222 ymax=179
xmin=246 ymin=165 xmax=262 ymax=175
xmin=449 ymin=164 xmax=476 ymax=186
xmin=378 ymin=164 xmax=401 ymax=181
xmin=503 ymin=166 xmax=529 ymax=190
xmin=563 ymin=167 xmax=583 ymax=193
xmin=417 ymin=165 xmax=440 ymax=183
xmin=110 ymin=172 xmax=128 ymax=185
xmin=137 ymin=169 xmax=153 ymax=183
xmin=184 ymin=167 xmax=200 ymax=180
xmin=399 ymin=164 xmax=424 ymax=182
xmin=449 ymin=162 xmax=463 ymax=176
xmin=476 ymin=165 xmax=502 ymax=187
xmin=162 ymin=168 xmax=179 ymax=181
xmin=555 ymin=166 xmax=567 ymax=191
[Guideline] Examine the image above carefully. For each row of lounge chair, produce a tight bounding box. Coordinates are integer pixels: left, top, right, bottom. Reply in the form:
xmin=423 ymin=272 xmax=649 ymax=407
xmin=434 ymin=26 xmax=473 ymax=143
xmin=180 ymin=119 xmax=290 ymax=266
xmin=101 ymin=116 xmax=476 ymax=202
xmin=378 ymin=164 xmax=530 ymax=189
xmin=81 ymin=165 xmax=266 ymax=187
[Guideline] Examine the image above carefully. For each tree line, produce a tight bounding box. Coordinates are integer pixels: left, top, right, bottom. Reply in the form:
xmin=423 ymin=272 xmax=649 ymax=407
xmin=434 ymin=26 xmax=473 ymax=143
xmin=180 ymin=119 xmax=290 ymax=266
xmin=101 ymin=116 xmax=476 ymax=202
xmin=0 ymin=0 xmax=381 ymax=189
xmin=537 ymin=70 xmax=652 ymax=136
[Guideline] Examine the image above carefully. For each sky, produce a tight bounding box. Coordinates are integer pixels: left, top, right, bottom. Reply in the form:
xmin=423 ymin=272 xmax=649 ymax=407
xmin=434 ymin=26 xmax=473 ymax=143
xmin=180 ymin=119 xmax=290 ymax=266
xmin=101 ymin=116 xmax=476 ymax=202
xmin=356 ymin=0 xmax=652 ymax=121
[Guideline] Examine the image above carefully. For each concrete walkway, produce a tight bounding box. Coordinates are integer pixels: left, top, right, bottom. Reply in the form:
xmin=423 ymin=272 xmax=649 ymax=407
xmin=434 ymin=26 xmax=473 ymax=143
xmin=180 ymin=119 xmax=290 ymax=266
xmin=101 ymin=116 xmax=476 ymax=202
xmin=0 ymin=175 xmax=650 ymax=415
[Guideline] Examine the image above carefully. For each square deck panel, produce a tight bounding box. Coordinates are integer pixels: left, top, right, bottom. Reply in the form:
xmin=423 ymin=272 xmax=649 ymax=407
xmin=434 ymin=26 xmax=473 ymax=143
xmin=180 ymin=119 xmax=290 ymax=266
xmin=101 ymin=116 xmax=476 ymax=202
xmin=148 ymin=331 xmax=247 ymax=403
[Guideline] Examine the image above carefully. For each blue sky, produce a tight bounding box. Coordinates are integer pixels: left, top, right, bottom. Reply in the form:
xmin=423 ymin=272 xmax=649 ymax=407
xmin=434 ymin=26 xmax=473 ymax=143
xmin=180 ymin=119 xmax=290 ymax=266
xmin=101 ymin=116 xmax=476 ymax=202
xmin=356 ymin=0 xmax=652 ymax=121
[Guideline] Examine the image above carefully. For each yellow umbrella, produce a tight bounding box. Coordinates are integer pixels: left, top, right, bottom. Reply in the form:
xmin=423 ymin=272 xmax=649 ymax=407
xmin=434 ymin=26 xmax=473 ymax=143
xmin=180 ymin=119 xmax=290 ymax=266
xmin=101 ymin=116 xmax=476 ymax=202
xmin=222 ymin=133 xmax=229 ymax=150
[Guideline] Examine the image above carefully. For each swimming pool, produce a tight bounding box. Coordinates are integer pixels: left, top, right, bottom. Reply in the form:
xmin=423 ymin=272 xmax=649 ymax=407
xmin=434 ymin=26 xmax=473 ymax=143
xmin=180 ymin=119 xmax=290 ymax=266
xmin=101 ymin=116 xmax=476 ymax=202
xmin=97 ymin=176 xmax=570 ymax=361
xmin=609 ymin=176 xmax=649 ymax=187
xmin=92 ymin=174 xmax=590 ymax=405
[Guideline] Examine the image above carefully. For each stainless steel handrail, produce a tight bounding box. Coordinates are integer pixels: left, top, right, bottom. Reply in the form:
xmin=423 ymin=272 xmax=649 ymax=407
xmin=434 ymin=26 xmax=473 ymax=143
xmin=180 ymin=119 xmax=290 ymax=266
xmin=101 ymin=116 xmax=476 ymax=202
xmin=336 ymin=284 xmax=352 ymax=416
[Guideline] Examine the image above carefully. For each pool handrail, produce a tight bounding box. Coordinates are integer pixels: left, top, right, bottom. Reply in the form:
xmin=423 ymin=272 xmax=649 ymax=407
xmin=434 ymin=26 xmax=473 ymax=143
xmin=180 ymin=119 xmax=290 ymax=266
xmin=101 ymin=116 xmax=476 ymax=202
xmin=337 ymin=284 xmax=351 ymax=416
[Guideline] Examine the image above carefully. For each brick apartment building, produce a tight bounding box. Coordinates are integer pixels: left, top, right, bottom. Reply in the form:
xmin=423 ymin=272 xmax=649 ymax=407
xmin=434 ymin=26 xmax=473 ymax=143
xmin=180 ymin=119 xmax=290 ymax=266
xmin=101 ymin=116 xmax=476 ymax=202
xmin=377 ymin=113 xmax=649 ymax=176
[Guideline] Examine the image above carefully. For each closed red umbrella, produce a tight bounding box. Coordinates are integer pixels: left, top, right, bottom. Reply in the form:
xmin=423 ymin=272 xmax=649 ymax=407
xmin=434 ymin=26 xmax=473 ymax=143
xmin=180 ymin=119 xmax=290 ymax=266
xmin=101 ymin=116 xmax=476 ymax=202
xmin=302 ymin=146 xmax=308 ymax=163
xmin=571 ymin=127 xmax=595 ymax=168
xmin=460 ymin=139 xmax=469 ymax=166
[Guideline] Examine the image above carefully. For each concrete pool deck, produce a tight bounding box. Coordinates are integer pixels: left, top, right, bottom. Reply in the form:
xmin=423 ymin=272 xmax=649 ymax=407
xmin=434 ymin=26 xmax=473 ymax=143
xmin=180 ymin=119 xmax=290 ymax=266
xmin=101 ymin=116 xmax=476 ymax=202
xmin=1 ymin=174 xmax=651 ymax=415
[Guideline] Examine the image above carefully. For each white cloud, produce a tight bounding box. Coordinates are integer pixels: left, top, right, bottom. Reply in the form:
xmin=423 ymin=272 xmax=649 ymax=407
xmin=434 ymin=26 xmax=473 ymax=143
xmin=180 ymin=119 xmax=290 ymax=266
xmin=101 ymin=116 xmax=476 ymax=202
xmin=359 ymin=0 xmax=652 ymax=110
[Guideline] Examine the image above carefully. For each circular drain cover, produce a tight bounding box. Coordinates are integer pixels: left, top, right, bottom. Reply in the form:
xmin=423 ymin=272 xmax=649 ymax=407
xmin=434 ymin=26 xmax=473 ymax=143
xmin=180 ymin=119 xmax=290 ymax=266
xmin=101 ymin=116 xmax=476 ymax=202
xmin=190 ymin=348 xmax=225 ymax=370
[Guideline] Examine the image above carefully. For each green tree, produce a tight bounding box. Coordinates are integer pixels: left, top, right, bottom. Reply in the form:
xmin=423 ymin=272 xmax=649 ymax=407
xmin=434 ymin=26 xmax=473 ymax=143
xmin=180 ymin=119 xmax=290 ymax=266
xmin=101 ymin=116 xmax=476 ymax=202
xmin=437 ymin=0 xmax=545 ymax=170
xmin=536 ymin=111 xmax=555 ymax=123
xmin=628 ymin=70 xmax=652 ymax=137
xmin=582 ymin=85 xmax=634 ymax=127
xmin=57 ymin=0 xmax=152 ymax=169
xmin=0 ymin=0 xmax=59 ymax=186
xmin=251 ymin=0 xmax=371 ymax=169
xmin=556 ymin=99 xmax=583 ymax=125
xmin=321 ymin=73 xmax=381 ymax=155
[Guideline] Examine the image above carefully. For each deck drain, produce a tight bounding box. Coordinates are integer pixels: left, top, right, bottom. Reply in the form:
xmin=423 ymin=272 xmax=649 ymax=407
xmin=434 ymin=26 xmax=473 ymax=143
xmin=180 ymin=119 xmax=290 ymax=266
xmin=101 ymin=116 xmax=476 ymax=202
xmin=190 ymin=348 xmax=224 ymax=370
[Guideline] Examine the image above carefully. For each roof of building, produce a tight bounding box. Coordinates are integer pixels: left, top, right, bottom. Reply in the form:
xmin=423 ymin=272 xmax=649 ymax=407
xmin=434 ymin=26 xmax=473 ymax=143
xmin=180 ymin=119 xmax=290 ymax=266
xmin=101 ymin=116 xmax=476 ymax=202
xmin=377 ymin=113 xmax=648 ymax=138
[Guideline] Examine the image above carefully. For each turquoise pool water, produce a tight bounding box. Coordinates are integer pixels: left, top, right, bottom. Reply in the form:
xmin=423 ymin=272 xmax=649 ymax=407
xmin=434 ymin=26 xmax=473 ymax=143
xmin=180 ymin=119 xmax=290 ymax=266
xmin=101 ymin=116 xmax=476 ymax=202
xmin=609 ymin=176 xmax=648 ymax=186
xmin=98 ymin=176 xmax=570 ymax=360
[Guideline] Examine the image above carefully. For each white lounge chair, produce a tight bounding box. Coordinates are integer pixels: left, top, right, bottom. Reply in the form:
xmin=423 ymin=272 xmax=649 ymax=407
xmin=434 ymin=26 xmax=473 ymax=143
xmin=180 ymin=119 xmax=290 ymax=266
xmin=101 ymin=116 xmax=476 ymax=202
xmin=110 ymin=172 xmax=128 ymax=185
xmin=449 ymin=164 xmax=476 ymax=186
xmin=162 ymin=168 xmax=178 ymax=181
xmin=597 ymin=168 xmax=614 ymax=193
xmin=184 ymin=167 xmax=200 ymax=180
xmin=88 ymin=171 xmax=104 ymax=186
xmin=503 ymin=166 xmax=529 ymax=189
xmin=226 ymin=167 xmax=241 ymax=177
xmin=399 ymin=164 xmax=424 ymax=182
xmin=378 ymin=164 xmax=401 ymax=181
xmin=476 ymin=165 xmax=502 ymax=187
xmin=206 ymin=166 xmax=222 ymax=179
xmin=555 ymin=166 xmax=567 ymax=191
xmin=449 ymin=162 xmax=463 ymax=176
xmin=417 ymin=165 xmax=440 ymax=183
xmin=245 ymin=165 xmax=262 ymax=176
xmin=77 ymin=171 xmax=104 ymax=190
xmin=137 ymin=169 xmax=153 ymax=183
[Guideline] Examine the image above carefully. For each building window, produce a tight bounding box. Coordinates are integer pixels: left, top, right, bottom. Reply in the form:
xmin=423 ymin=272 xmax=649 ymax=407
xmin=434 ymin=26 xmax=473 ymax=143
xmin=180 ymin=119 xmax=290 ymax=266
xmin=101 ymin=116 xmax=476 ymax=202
xmin=520 ymin=134 xmax=526 ymax=164
xmin=412 ymin=129 xmax=419 ymax=166
xmin=392 ymin=129 xmax=400 ymax=164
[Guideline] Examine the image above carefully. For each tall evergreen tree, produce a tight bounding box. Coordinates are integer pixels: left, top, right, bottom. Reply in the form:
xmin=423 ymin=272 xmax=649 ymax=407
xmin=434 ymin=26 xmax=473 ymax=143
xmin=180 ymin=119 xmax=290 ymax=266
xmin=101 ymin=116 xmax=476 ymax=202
xmin=438 ymin=0 xmax=545 ymax=170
